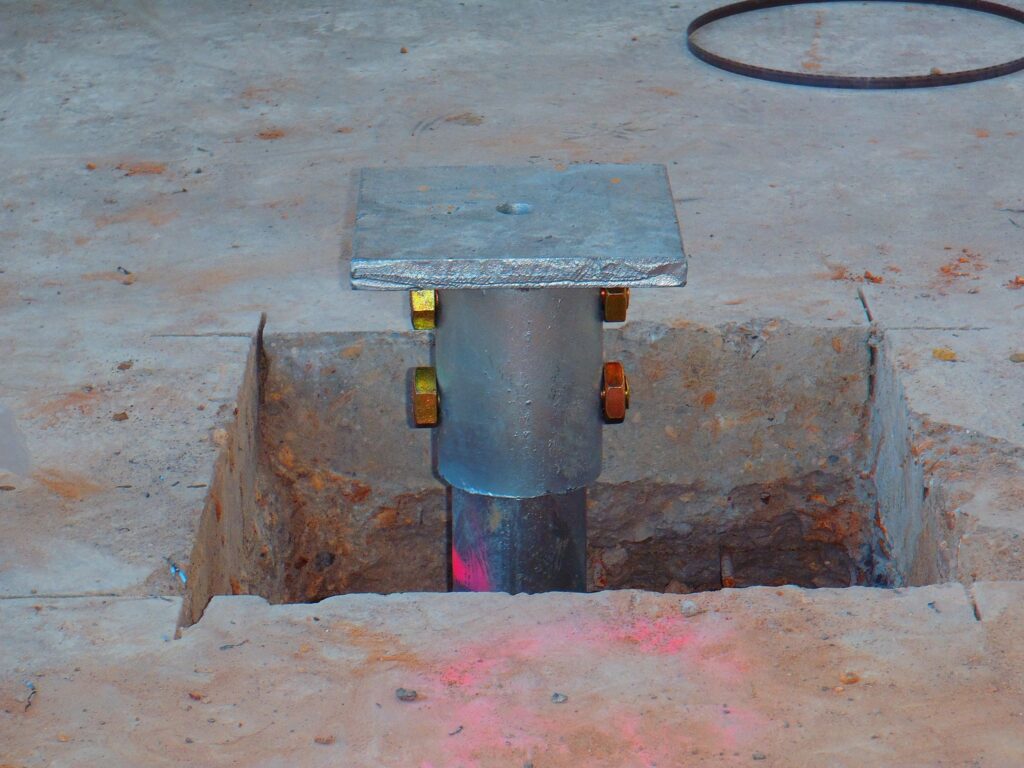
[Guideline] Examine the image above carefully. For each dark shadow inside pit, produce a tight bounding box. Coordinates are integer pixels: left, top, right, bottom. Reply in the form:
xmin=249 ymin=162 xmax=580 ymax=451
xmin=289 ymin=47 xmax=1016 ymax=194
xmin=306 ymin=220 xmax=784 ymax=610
xmin=179 ymin=320 xmax=955 ymax=626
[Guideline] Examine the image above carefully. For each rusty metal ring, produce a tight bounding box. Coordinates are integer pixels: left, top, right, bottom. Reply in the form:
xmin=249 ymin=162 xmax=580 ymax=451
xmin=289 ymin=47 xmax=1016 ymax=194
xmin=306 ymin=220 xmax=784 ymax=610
xmin=687 ymin=0 xmax=1024 ymax=89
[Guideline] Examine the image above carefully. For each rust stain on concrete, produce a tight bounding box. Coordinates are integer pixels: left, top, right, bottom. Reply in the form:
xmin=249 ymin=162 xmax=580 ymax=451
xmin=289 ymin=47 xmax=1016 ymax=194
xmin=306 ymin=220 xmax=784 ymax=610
xmin=33 ymin=468 xmax=104 ymax=501
xmin=95 ymin=200 xmax=178 ymax=229
xmin=115 ymin=161 xmax=167 ymax=176
xmin=29 ymin=389 xmax=101 ymax=425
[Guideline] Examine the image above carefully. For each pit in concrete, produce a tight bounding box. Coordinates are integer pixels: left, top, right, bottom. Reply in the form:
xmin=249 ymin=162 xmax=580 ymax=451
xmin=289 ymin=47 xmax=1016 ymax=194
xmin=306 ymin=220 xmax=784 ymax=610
xmin=180 ymin=318 xmax=957 ymax=626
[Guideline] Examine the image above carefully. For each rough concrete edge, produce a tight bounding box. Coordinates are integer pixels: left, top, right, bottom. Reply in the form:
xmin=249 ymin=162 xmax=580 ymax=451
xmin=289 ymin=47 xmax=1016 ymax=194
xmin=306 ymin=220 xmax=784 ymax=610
xmin=197 ymin=318 xmax=887 ymax=605
xmin=177 ymin=313 xmax=265 ymax=629
xmin=868 ymin=326 xmax=980 ymax=587
xmin=948 ymin=434 xmax=1024 ymax=585
xmin=188 ymin=581 xmax=980 ymax=625
xmin=175 ymin=316 xmax=1020 ymax=629
xmin=867 ymin=329 xmax=924 ymax=585
xmin=968 ymin=580 xmax=1024 ymax=623
xmin=866 ymin=307 xmax=1024 ymax=589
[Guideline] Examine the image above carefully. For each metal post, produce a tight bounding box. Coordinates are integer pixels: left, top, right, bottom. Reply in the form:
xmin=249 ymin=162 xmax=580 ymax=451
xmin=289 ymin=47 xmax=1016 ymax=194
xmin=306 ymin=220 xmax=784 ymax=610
xmin=434 ymin=288 xmax=602 ymax=496
xmin=349 ymin=164 xmax=687 ymax=595
xmin=434 ymin=288 xmax=601 ymax=592
xmin=451 ymin=488 xmax=587 ymax=592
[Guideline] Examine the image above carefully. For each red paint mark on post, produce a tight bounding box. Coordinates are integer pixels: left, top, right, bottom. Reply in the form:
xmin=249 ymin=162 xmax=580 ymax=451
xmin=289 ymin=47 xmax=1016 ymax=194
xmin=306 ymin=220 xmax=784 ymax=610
xmin=452 ymin=546 xmax=490 ymax=591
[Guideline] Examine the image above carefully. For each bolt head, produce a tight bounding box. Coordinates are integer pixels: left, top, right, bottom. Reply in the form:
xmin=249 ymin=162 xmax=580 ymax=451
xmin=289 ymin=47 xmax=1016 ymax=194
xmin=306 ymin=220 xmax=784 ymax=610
xmin=601 ymin=287 xmax=630 ymax=323
xmin=409 ymin=289 xmax=438 ymax=330
xmin=412 ymin=366 xmax=439 ymax=427
xmin=601 ymin=361 xmax=630 ymax=423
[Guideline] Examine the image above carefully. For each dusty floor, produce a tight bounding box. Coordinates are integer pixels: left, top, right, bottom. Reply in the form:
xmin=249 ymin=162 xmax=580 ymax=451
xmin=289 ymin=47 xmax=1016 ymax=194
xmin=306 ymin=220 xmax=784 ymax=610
xmin=4 ymin=584 xmax=1024 ymax=767
xmin=1 ymin=1 xmax=1023 ymax=765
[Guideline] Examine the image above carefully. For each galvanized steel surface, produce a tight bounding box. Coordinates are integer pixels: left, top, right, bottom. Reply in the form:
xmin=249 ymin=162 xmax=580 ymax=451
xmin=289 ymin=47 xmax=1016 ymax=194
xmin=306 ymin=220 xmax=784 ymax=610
xmin=435 ymin=287 xmax=603 ymax=497
xmin=350 ymin=164 xmax=687 ymax=289
xmin=451 ymin=487 xmax=587 ymax=593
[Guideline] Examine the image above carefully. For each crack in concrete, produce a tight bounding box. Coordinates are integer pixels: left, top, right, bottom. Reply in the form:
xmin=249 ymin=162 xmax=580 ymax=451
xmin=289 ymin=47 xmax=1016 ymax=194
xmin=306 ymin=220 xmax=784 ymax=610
xmin=0 ymin=592 xmax=122 ymax=600
xmin=151 ymin=332 xmax=254 ymax=338
xmin=971 ymin=596 xmax=983 ymax=621
xmin=857 ymin=285 xmax=875 ymax=323
xmin=882 ymin=326 xmax=991 ymax=331
xmin=968 ymin=585 xmax=984 ymax=621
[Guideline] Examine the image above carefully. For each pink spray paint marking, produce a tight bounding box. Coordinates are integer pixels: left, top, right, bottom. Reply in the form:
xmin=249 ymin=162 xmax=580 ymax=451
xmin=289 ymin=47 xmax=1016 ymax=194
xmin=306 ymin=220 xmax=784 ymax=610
xmin=452 ymin=544 xmax=491 ymax=591
xmin=423 ymin=607 xmax=766 ymax=766
xmin=615 ymin=613 xmax=752 ymax=684
xmin=618 ymin=614 xmax=697 ymax=654
xmin=439 ymin=655 xmax=502 ymax=688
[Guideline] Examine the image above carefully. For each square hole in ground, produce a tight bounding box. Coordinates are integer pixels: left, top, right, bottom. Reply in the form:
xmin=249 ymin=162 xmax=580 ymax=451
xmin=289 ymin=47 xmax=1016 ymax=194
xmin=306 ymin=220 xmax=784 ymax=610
xmin=179 ymin=319 xmax=956 ymax=626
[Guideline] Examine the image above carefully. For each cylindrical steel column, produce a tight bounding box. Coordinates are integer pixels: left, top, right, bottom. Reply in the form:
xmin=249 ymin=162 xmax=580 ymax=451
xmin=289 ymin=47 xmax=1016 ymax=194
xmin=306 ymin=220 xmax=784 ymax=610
xmin=435 ymin=287 xmax=602 ymax=592
xmin=451 ymin=488 xmax=587 ymax=592
xmin=435 ymin=288 xmax=602 ymax=496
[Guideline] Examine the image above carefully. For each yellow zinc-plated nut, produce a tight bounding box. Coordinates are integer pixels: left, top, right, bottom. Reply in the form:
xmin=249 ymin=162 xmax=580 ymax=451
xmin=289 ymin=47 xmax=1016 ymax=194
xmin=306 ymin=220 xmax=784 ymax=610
xmin=409 ymin=289 xmax=438 ymax=330
xmin=601 ymin=287 xmax=630 ymax=322
xmin=412 ymin=366 xmax=439 ymax=427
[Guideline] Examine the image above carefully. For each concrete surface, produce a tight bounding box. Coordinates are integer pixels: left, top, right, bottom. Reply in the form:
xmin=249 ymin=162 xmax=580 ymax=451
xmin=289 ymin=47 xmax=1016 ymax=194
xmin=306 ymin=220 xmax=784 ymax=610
xmin=1 ymin=0 xmax=1022 ymax=764
xmin=3 ymin=585 xmax=1023 ymax=767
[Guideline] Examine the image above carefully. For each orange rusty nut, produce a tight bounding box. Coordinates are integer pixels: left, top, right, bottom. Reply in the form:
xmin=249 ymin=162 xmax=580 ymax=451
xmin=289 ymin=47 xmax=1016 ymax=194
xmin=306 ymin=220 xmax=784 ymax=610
xmin=600 ymin=287 xmax=630 ymax=323
xmin=412 ymin=366 xmax=439 ymax=427
xmin=409 ymin=289 xmax=438 ymax=330
xmin=601 ymin=361 xmax=630 ymax=422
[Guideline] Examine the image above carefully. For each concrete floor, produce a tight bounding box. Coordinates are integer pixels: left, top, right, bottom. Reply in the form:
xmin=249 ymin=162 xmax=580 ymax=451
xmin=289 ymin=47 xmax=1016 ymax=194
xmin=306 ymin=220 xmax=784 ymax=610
xmin=1 ymin=1 xmax=1023 ymax=765
xmin=5 ymin=585 xmax=1024 ymax=766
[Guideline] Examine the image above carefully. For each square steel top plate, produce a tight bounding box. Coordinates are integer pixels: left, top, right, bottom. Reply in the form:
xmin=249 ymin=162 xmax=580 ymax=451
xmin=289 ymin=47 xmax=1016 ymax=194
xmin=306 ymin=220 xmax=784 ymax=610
xmin=350 ymin=164 xmax=687 ymax=290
